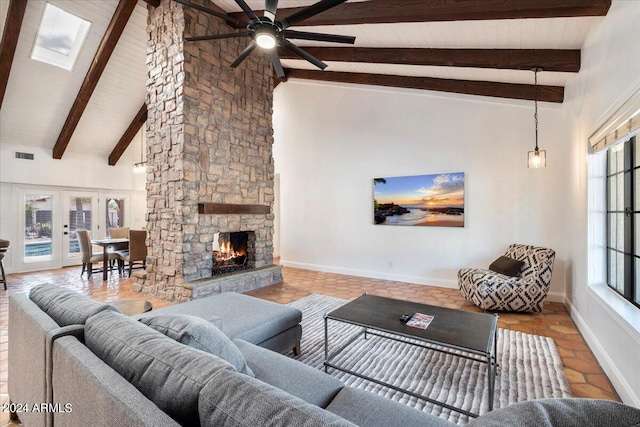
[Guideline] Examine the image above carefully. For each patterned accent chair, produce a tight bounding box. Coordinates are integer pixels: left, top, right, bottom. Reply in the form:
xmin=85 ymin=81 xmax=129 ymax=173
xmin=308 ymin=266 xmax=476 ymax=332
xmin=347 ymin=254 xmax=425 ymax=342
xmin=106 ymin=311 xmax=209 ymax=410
xmin=458 ymin=244 xmax=556 ymax=313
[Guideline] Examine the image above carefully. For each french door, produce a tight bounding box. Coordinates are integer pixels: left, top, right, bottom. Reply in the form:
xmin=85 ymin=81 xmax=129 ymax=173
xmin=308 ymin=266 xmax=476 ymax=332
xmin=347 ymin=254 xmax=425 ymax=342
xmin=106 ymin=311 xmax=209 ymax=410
xmin=62 ymin=191 xmax=100 ymax=267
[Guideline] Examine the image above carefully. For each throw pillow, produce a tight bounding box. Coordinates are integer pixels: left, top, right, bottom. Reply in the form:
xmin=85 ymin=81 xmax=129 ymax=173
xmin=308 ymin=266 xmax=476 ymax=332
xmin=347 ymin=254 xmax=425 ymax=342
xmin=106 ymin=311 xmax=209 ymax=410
xmin=139 ymin=314 xmax=254 ymax=377
xmin=29 ymin=283 xmax=120 ymax=326
xmin=489 ymin=256 xmax=525 ymax=277
xmin=85 ymin=310 xmax=235 ymax=427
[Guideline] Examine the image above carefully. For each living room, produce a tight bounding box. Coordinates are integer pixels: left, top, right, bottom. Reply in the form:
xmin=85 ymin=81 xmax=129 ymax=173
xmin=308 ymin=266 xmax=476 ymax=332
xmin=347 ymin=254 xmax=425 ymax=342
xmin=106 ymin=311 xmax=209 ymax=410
xmin=1 ymin=0 xmax=640 ymax=425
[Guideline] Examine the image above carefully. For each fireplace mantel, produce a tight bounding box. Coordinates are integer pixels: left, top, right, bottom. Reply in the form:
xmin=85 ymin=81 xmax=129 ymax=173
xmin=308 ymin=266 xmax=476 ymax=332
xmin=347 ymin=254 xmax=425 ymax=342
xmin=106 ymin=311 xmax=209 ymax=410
xmin=198 ymin=203 xmax=271 ymax=215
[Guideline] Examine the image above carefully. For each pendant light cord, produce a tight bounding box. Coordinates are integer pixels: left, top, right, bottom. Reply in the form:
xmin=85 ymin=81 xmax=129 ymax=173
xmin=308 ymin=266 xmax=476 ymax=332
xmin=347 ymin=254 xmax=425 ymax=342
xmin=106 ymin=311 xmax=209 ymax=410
xmin=534 ymin=68 xmax=539 ymax=151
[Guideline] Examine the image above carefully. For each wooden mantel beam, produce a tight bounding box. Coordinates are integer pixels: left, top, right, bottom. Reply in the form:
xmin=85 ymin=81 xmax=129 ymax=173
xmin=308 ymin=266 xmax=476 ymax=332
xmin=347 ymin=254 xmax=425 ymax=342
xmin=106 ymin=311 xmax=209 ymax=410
xmin=229 ymin=0 xmax=611 ymax=27
xmin=52 ymin=0 xmax=138 ymax=159
xmin=284 ymin=69 xmax=565 ymax=103
xmin=0 ymin=0 xmax=28 ymax=109
xmin=108 ymin=103 xmax=148 ymax=166
xmin=278 ymin=48 xmax=581 ymax=73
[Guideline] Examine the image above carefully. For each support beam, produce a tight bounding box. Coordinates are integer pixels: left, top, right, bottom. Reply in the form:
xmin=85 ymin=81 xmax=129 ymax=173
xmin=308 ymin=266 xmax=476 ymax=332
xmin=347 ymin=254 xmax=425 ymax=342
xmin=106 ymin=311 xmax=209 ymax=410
xmin=108 ymin=103 xmax=148 ymax=166
xmin=284 ymin=69 xmax=564 ymax=103
xmin=279 ymin=48 xmax=581 ymax=73
xmin=0 ymin=0 xmax=28 ymax=108
xmin=52 ymin=0 xmax=137 ymax=159
xmin=142 ymin=0 xmax=160 ymax=7
xmin=230 ymin=0 xmax=610 ymax=26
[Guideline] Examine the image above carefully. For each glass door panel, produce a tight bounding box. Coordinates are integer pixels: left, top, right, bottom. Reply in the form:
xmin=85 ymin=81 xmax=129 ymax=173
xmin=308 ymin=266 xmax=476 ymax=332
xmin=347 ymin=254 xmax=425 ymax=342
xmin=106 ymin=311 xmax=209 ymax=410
xmin=103 ymin=193 xmax=130 ymax=237
xmin=62 ymin=192 xmax=99 ymax=267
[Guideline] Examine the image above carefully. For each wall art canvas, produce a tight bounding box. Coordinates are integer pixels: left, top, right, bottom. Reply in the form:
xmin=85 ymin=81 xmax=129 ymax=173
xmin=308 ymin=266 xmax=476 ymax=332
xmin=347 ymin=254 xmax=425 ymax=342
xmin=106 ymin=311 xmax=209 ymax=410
xmin=373 ymin=172 xmax=464 ymax=227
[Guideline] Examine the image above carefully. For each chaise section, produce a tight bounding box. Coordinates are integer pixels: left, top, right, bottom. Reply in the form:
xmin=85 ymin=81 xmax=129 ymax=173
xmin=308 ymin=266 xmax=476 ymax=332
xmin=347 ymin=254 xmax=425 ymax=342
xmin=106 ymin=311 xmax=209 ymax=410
xmin=136 ymin=292 xmax=302 ymax=354
xmin=234 ymin=339 xmax=344 ymax=408
xmin=51 ymin=336 xmax=180 ymax=427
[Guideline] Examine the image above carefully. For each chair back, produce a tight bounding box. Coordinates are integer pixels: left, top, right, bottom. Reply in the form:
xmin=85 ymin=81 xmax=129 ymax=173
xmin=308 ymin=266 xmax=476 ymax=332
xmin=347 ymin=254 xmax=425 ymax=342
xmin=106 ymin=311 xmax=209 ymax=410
xmin=109 ymin=227 xmax=130 ymax=239
xmin=0 ymin=239 xmax=10 ymax=250
xmin=76 ymin=230 xmax=93 ymax=263
xmin=128 ymin=230 xmax=147 ymax=262
xmin=504 ymin=244 xmax=555 ymax=287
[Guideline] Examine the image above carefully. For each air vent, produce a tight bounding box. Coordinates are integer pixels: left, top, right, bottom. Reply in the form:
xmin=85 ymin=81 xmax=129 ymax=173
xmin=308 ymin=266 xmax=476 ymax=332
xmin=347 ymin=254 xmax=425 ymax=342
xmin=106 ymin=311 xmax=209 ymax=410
xmin=15 ymin=151 xmax=34 ymax=160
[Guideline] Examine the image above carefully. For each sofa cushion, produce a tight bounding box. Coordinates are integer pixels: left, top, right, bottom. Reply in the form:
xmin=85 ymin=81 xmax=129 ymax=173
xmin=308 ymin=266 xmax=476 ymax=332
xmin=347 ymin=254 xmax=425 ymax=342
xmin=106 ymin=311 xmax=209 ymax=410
xmin=139 ymin=314 xmax=253 ymax=376
xmin=198 ymin=368 xmax=356 ymax=427
xmin=234 ymin=339 xmax=343 ymax=408
xmin=466 ymin=398 xmax=640 ymax=427
xmin=29 ymin=283 xmax=120 ymax=326
xmin=85 ymin=310 xmax=235 ymax=427
xmin=326 ymin=387 xmax=455 ymax=427
xmin=488 ymin=256 xmax=524 ymax=277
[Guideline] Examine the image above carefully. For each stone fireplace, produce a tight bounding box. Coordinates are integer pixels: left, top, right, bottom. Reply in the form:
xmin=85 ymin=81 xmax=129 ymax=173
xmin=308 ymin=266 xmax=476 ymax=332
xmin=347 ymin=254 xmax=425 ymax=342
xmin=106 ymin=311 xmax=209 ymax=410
xmin=133 ymin=0 xmax=282 ymax=302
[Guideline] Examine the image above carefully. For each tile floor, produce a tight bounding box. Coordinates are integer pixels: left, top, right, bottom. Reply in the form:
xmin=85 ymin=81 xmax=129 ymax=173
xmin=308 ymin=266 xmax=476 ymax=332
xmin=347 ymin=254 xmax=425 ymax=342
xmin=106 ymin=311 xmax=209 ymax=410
xmin=0 ymin=264 xmax=619 ymax=426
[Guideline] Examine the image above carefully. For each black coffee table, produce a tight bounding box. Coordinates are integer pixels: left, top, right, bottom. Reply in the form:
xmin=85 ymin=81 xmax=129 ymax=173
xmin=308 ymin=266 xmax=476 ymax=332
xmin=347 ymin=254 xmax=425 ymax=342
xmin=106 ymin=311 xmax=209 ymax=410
xmin=323 ymin=293 xmax=498 ymax=418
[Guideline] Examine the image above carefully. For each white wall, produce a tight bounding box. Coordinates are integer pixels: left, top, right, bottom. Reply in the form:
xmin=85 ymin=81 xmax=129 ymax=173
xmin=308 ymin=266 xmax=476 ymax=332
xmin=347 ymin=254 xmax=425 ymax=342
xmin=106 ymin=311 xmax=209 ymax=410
xmin=563 ymin=0 xmax=640 ymax=406
xmin=273 ymin=80 xmax=568 ymax=299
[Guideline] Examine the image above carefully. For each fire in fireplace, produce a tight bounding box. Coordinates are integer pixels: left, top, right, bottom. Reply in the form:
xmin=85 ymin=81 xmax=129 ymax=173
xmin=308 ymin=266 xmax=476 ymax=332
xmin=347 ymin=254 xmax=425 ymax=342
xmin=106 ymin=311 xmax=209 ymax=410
xmin=213 ymin=231 xmax=253 ymax=276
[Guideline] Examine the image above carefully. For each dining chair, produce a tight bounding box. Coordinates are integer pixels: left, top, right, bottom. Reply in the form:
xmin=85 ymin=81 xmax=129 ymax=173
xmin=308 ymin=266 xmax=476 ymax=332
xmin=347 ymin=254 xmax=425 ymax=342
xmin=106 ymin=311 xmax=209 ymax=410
xmin=118 ymin=229 xmax=147 ymax=277
xmin=108 ymin=227 xmax=130 ymax=239
xmin=0 ymin=239 xmax=9 ymax=290
xmin=77 ymin=230 xmax=118 ymax=278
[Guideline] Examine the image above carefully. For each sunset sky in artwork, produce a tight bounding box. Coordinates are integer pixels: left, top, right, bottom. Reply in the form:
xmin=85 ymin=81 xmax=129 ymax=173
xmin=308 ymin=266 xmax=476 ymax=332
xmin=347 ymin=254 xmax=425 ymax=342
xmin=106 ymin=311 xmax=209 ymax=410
xmin=374 ymin=173 xmax=464 ymax=207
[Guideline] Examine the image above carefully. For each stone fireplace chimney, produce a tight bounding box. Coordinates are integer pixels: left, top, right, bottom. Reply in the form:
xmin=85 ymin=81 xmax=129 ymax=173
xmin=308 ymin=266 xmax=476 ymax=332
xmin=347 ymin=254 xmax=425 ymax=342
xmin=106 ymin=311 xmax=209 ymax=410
xmin=134 ymin=0 xmax=281 ymax=302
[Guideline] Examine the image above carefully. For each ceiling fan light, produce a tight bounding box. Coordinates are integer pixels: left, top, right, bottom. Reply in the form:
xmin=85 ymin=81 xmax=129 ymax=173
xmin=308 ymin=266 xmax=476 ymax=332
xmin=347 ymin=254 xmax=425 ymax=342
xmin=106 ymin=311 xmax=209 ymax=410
xmin=256 ymin=32 xmax=276 ymax=50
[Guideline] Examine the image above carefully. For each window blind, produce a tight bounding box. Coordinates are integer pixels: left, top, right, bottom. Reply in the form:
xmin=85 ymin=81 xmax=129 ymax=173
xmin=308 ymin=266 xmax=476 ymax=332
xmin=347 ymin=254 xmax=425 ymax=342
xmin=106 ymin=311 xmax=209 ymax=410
xmin=590 ymin=89 xmax=640 ymax=153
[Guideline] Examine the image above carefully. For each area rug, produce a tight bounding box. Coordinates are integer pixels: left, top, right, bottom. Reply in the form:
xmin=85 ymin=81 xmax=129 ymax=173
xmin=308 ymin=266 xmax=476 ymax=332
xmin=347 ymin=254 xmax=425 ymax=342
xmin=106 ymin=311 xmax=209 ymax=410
xmin=288 ymin=294 xmax=572 ymax=425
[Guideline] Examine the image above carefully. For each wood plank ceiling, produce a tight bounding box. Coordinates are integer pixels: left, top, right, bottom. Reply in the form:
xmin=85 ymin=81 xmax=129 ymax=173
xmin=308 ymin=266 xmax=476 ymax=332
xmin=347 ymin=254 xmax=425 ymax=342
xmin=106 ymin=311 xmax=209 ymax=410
xmin=0 ymin=0 xmax=611 ymax=163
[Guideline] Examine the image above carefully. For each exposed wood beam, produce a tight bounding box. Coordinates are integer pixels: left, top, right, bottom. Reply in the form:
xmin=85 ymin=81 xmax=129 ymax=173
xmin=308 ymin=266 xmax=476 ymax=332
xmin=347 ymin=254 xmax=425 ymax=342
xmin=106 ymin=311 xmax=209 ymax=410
xmin=52 ymin=0 xmax=138 ymax=159
xmin=108 ymin=103 xmax=148 ymax=166
xmin=142 ymin=0 xmax=161 ymax=7
xmin=230 ymin=0 xmax=611 ymax=27
xmin=279 ymin=48 xmax=581 ymax=73
xmin=0 ymin=0 xmax=28 ymax=108
xmin=285 ymin=69 xmax=564 ymax=103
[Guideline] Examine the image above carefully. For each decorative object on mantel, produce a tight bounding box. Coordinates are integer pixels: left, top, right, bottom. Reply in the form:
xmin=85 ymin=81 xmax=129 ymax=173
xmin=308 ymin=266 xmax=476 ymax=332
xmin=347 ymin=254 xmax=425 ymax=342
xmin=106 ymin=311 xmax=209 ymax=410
xmin=198 ymin=203 xmax=270 ymax=215
xmin=373 ymin=173 xmax=464 ymax=227
xmin=528 ymin=67 xmax=547 ymax=168
xmin=132 ymin=127 xmax=146 ymax=174
xmin=174 ymin=0 xmax=355 ymax=79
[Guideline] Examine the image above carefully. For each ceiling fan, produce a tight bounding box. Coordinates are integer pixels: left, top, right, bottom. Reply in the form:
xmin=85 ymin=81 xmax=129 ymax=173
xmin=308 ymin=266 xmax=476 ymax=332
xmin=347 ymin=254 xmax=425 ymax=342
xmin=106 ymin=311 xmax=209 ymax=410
xmin=173 ymin=0 xmax=355 ymax=79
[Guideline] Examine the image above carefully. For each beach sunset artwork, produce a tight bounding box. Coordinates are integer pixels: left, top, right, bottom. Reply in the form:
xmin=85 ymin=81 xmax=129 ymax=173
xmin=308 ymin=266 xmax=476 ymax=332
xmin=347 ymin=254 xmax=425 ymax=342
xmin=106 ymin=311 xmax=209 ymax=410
xmin=373 ymin=173 xmax=465 ymax=227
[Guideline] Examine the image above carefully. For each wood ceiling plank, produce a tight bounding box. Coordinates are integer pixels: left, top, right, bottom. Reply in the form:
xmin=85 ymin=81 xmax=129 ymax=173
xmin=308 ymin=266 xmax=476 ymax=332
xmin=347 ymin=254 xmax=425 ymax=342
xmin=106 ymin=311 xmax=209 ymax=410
xmin=285 ymin=69 xmax=564 ymax=103
xmin=278 ymin=48 xmax=581 ymax=73
xmin=108 ymin=103 xmax=147 ymax=166
xmin=0 ymin=0 xmax=28 ymax=108
xmin=52 ymin=0 xmax=138 ymax=159
xmin=229 ymin=0 xmax=611 ymax=26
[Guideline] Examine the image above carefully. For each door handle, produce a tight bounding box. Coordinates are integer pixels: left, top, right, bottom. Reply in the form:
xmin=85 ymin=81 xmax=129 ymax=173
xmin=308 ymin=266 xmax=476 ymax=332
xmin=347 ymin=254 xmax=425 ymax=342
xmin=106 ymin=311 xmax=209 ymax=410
xmin=63 ymin=232 xmax=68 ymax=235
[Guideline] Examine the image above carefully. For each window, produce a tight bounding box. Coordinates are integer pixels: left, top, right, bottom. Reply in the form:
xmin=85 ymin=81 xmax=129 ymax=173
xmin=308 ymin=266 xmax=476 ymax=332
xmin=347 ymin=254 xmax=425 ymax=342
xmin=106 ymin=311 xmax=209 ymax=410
xmin=31 ymin=3 xmax=91 ymax=71
xmin=607 ymin=136 xmax=640 ymax=307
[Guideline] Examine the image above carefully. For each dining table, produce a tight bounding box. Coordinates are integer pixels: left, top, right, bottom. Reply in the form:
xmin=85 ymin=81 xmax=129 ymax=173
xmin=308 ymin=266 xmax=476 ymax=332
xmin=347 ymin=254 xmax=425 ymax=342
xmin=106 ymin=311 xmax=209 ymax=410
xmin=91 ymin=238 xmax=129 ymax=281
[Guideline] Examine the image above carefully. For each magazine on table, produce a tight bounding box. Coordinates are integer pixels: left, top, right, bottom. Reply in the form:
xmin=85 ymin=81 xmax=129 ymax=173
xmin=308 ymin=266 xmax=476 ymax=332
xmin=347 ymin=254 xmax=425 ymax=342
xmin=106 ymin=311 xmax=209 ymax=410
xmin=405 ymin=313 xmax=434 ymax=330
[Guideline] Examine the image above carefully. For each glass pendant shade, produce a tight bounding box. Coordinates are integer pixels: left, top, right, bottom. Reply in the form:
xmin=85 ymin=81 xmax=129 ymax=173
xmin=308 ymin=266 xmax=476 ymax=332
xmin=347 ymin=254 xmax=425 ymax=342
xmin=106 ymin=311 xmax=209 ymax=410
xmin=528 ymin=148 xmax=546 ymax=168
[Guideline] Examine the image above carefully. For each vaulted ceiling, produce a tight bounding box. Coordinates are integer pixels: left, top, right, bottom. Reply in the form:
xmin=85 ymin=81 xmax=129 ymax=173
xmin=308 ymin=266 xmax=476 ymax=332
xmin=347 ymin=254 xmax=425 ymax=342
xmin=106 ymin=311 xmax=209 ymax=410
xmin=0 ymin=0 xmax=611 ymax=163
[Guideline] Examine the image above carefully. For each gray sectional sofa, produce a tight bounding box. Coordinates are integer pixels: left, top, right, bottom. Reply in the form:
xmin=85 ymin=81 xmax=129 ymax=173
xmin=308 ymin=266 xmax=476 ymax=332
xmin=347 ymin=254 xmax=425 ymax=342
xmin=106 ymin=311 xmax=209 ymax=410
xmin=9 ymin=284 xmax=640 ymax=427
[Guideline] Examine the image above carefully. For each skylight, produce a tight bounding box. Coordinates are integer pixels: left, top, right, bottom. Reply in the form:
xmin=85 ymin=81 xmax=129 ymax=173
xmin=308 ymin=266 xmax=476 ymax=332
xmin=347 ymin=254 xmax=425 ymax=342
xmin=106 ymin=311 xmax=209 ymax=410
xmin=31 ymin=3 xmax=91 ymax=71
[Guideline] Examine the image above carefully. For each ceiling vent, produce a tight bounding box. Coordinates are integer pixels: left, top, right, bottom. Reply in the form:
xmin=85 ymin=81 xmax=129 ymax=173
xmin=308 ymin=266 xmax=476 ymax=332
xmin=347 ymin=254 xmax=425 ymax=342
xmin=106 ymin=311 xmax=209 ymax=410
xmin=15 ymin=151 xmax=35 ymax=160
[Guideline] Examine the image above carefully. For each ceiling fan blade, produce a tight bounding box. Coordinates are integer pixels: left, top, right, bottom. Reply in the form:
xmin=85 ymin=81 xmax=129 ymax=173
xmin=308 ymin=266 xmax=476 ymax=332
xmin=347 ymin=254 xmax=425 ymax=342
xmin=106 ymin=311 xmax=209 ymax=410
xmin=173 ymin=0 xmax=247 ymax=27
xmin=268 ymin=49 xmax=285 ymax=79
xmin=264 ymin=0 xmax=278 ymax=21
xmin=284 ymin=30 xmax=355 ymax=44
xmin=234 ymin=0 xmax=259 ymax=21
xmin=186 ymin=31 xmax=250 ymax=42
xmin=281 ymin=0 xmax=347 ymax=29
xmin=280 ymin=39 xmax=327 ymax=70
xmin=230 ymin=41 xmax=257 ymax=68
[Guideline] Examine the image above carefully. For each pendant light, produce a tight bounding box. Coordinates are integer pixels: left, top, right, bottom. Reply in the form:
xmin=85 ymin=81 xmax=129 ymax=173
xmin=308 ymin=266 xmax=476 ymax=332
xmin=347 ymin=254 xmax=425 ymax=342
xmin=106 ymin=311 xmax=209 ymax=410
xmin=528 ymin=67 xmax=546 ymax=168
xmin=133 ymin=128 xmax=147 ymax=174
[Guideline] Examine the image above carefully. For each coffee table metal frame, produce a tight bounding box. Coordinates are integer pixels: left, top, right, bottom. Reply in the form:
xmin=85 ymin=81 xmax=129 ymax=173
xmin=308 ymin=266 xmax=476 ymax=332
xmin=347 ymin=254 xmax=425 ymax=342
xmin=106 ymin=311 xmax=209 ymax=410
xmin=323 ymin=294 xmax=498 ymax=418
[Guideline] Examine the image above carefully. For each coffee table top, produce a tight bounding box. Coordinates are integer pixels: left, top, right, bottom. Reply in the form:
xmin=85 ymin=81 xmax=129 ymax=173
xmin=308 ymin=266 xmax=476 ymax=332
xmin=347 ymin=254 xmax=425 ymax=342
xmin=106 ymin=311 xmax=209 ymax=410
xmin=326 ymin=294 xmax=497 ymax=354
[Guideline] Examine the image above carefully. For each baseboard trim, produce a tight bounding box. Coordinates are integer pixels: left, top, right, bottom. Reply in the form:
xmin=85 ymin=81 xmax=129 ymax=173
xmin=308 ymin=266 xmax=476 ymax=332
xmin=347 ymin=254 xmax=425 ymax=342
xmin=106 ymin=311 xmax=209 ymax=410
xmin=564 ymin=296 xmax=640 ymax=407
xmin=280 ymin=260 xmax=458 ymax=289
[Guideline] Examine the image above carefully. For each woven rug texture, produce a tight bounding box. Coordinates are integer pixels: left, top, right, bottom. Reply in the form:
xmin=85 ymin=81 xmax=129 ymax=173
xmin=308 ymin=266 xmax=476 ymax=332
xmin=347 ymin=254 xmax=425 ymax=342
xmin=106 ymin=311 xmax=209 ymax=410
xmin=289 ymin=294 xmax=572 ymax=425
